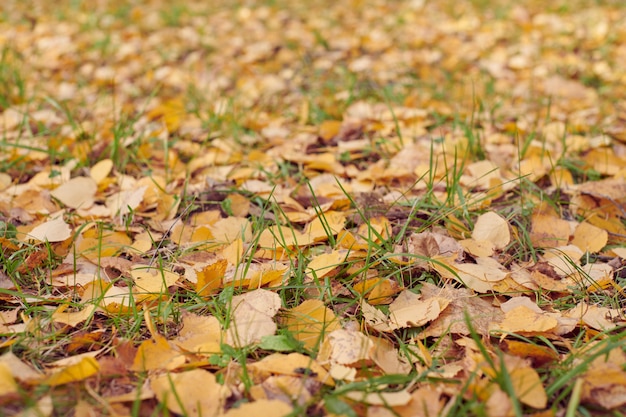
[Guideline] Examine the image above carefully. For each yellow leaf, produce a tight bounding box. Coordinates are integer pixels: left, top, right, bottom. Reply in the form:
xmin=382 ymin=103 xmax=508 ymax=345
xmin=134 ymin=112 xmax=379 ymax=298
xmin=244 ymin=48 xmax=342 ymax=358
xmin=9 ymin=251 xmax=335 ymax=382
xmin=344 ymin=388 xmax=411 ymax=406
xmin=282 ymin=299 xmax=341 ymax=350
xmin=318 ymin=120 xmax=342 ymax=141
xmin=387 ymin=296 xmax=449 ymax=330
xmin=504 ymin=340 xmax=558 ymax=366
xmin=248 ymin=352 xmax=334 ymax=386
xmin=571 ymin=221 xmax=608 ymax=253
xmin=226 ymin=193 xmax=251 ymax=217
xmin=496 ymin=306 xmax=558 ymax=334
xmin=131 ymin=266 xmax=180 ymax=302
xmin=432 ymin=256 xmax=507 ymax=293
xmin=304 ymin=211 xmax=346 ymax=242
xmin=173 ymin=312 xmax=222 ymax=354
xmin=509 ymin=364 xmax=548 ymax=409
xmin=89 ymin=159 xmax=113 ymax=184
xmin=151 ymin=369 xmax=229 ymax=417
xmin=460 ymin=238 xmax=494 ymax=257
xmin=0 ymin=362 xmax=18 ymax=395
xmin=306 ymin=251 xmax=346 ymax=279
xmin=393 ymin=386 xmax=444 ymax=417
xmin=258 ymin=225 xmax=309 ymax=249
xmin=131 ymin=334 xmax=185 ymax=372
xmin=43 ymin=357 xmax=99 ymax=386
xmin=581 ymin=362 xmax=626 ymax=409
xmin=100 ymin=285 xmax=135 ymax=314
xmin=369 ymin=336 xmax=412 ymax=375
xmin=208 ymin=217 xmax=252 ymax=244
xmin=0 ymin=352 xmax=42 ymax=383
xmin=224 ymin=399 xmax=293 ymax=417
xmin=222 ymin=238 xmax=244 ymax=265
xmin=530 ymin=213 xmax=571 ymax=248
xmin=77 ymin=230 xmax=132 ymax=260
xmin=353 ymin=277 xmax=399 ymax=305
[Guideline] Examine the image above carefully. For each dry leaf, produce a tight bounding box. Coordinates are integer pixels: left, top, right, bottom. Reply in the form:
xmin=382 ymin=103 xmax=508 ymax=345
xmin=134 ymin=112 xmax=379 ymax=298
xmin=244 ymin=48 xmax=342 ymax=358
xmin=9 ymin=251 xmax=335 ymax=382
xmin=571 ymin=221 xmax=608 ymax=253
xmin=43 ymin=357 xmax=99 ymax=386
xmin=0 ymin=363 xmax=18 ymax=396
xmin=472 ymin=211 xmax=510 ymax=250
xmin=248 ymin=352 xmax=334 ymax=386
xmin=131 ymin=334 xmax=185 ymax=372
xmin=282 ymin=299 xmax=341 ymax=350
xmin=151 ymin=369 xmax=229 ymax=417
xmin=227 ymin=289 xmax=281 ymax=347
xmin=29 ymin=216 xmax=72 ymax=243
xmin=223 ymin=399 xmax=293 ymax=417
xmin=51 ymin=176 xmax=97 ymax=209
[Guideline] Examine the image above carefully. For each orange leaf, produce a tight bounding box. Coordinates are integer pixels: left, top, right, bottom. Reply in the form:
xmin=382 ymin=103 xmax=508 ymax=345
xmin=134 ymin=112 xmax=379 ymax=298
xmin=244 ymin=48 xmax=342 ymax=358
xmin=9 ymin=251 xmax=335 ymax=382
xmin=196 ymin=259 xmax=227 ymax=298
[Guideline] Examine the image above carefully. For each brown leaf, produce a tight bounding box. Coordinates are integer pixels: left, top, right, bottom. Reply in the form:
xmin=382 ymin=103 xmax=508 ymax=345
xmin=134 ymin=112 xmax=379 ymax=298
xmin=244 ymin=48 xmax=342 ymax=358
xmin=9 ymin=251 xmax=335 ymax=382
xmin=419 ymin=283 xmax=503 ymax=338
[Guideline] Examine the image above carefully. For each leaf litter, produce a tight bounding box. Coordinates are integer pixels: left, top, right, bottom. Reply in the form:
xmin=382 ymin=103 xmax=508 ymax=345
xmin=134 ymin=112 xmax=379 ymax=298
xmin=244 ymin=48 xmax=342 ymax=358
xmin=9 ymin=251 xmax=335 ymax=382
xmin=1 ymin=0 xmax=626 ymax=415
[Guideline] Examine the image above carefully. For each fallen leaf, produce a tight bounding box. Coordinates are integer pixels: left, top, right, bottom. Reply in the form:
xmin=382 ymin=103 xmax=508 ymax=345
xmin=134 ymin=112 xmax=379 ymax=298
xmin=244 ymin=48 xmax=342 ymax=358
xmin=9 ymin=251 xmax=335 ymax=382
xmin=227 ymin=289 xmax=282 ymax=347
xmin=282 ymin=299 xmax=341 ymax=350
xmin=173 ymin=312 xmax=222 ymax=354
xmin=131 ymin=266 xmax=180 ymax=302
xmin=248 ymin=352 xmax=334 ymax=386
xmin=196 ymin=259 xmax=227 ymax=298
xmin=571 ymin=221 xmax=608 ymax=253
xmin=151 ymin=369 xmax=229 ymax=417
xmin=471 ymin=211 xmax=510 ymax=250
xmin=29 ymin=216 xmax=72 ymax=243
xmin=0 ymin=362 xmax=18 ymax=395
xmin=223 ymin=399 xmax=293 ymax=417
xmin=51 ymin=176 xmax=97 ymax=209
xmin=494 ymin=306 xmax=558 ymax=335
xmin=131 ymin=334 xmax=185 ymax=372
xmin=43 ymin=357 xmax=99 ymax=386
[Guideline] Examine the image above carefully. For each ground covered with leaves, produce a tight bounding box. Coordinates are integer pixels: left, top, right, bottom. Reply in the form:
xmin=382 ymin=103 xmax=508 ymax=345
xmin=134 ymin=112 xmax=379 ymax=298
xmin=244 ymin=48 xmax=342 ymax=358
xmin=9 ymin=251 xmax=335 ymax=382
xmin=1 ymin=0 xmax=626 ymax=415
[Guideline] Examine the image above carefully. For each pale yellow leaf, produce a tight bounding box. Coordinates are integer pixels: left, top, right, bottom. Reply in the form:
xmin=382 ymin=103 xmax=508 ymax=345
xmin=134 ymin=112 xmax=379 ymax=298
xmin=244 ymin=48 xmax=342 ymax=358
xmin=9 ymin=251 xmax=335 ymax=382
xmin=460 ymin=238 xmax=494 ymax=257
xmin=472 ymin=211 xmax=510 ymax=250
xmin=223 ymin=399 xmax=293 ymax=417
xmin=51 ymin=176 xmax=97 ymax=209
xmin=227 ymin=289 xmax=281 ymax=347
xmin=325 ymin=329 xmax=373 ymax=366
xmin=507 ymin=358 xmax=548 ymax=409
xmin=89 ymin=159 xmax=113 ymax=184
xmin=208 ymin=217 xmax=252 ymax=243
xmin=52 ymin=304 xmax=97 ymax=327
xmin=29 ymin=216 xmax=72 ymax=243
